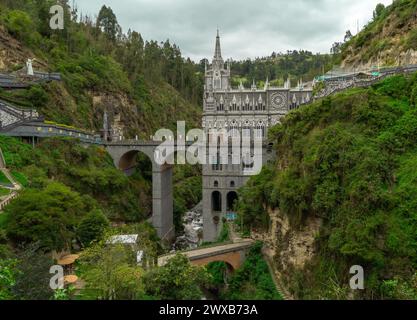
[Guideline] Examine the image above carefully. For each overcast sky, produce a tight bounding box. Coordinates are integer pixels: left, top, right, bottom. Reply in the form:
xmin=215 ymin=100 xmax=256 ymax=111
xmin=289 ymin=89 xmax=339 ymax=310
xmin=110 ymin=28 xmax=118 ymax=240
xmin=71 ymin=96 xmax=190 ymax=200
xmin=75 ymin=0 xmax=393 ymax=62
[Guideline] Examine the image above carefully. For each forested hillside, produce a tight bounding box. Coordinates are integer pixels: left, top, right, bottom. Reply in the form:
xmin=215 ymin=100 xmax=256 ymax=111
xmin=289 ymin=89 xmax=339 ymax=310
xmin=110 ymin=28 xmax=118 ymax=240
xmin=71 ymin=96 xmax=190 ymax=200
xmin=338 ymin=0 xmax=417 ymax=68
xmin=0 ymin=0 xmax=203 ymax=137
xmin=238 ymin=73 xmax=417 ymax=299
xmin=229 ymin=50 xmax=332 ymax=87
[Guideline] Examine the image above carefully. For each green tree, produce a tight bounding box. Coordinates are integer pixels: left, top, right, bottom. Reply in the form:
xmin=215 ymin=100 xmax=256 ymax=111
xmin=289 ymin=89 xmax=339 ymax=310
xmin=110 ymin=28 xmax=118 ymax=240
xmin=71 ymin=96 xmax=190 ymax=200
xmin=0 ymin=259 xmax=19 ymax=300
xmin=11 ymin=244 xmax=54 ymax=300
xmin=5 ymin=182 xmax=86 ymax=251
xmin=373 ymin=3 xmax=385 ymax=20
xmin=77 ymin=209 xmax=109 ymax=247
xmin=4 ymin=10 xmax=33 ymax=41
xmin=96 ymin=5 xmax=121 ymax=42
xmin=143 ymin=254 xmax=209 ymax=300
xmin=80 ymin=241 xmax=145 ymax=300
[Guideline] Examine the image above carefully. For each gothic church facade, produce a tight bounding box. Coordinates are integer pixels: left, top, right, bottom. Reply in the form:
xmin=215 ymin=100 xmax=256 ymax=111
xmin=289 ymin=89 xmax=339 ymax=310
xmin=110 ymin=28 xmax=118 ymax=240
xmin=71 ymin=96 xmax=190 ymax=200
xmin=202 ymin=31 xmax=313 ymax=241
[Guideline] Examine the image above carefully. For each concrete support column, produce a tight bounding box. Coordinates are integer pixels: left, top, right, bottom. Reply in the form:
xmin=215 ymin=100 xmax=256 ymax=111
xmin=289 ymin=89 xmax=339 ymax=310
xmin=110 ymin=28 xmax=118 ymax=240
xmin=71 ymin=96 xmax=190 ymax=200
xmin=152 ymin=164 xmax=175 ymax=242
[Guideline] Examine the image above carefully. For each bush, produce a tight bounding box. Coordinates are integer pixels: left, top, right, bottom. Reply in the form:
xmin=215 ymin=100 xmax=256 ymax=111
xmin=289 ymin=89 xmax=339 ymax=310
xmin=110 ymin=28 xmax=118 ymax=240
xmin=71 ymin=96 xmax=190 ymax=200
xmin=5 ymin=182 xmax=88 ymax=251
xmin=143 ymin=254 xmax=209 ymax=300
xmin=4 ymin=10 xmax=32 ymax=41
xmin=77 ymin=209 xmax=110 ymax=247
xmin=27 ymin=85 xmax=49 ymax=109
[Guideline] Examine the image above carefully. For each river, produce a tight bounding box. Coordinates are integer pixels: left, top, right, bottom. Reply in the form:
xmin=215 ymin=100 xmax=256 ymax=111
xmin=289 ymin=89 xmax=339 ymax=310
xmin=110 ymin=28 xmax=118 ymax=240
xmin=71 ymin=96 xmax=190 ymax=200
xmin=172 ymin=201 xmax=204 ymax=251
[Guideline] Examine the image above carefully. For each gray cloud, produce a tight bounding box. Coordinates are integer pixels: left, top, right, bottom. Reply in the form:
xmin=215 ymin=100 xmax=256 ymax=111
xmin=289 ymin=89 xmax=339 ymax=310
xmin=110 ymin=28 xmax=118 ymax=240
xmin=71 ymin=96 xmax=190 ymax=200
xmin=74 ymin=0 xmax=392 ymax=61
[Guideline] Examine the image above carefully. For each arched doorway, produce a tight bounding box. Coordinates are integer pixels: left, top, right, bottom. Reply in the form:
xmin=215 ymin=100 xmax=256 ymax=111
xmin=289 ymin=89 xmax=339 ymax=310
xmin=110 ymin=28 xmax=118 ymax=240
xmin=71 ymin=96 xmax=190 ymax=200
xmin=227 ymin=191 xmax=238 ymax=212
xmin=212 ymin=191 xmax=222 ymax=212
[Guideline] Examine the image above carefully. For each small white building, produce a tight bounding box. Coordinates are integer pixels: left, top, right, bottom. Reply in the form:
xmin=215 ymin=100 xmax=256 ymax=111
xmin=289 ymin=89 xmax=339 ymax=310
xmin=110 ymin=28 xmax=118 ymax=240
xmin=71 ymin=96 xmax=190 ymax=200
xmin=107 ymin=234 xmax=139 ymax=245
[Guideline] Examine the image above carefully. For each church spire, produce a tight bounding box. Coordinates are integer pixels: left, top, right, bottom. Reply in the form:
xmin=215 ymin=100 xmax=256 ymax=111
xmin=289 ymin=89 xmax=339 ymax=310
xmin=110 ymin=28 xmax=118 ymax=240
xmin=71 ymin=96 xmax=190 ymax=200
xmin=212 ymin=29 xmax=224 ymax=69
xmin=214 ymin=29 xmax=222 ymax=60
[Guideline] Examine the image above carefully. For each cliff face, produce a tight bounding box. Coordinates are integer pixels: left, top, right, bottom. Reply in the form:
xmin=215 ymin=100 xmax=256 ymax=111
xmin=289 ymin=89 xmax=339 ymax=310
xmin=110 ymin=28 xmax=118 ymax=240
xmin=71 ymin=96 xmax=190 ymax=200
xmin=0 ymin=25 xmax=34 ymax=69
xmin=341 ymin=0 xmax=417 ymax=69
xmin=254 ymin=208 xmax=321 ymax=300
xmin=238 ymin=73 xmax=417 ymax=299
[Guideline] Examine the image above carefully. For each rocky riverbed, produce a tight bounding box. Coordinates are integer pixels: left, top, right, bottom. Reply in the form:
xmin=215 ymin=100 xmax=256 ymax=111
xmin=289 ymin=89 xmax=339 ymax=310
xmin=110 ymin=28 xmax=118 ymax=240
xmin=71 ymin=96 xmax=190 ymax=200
xmin=173 ymin=201 xmax=203 ymax=251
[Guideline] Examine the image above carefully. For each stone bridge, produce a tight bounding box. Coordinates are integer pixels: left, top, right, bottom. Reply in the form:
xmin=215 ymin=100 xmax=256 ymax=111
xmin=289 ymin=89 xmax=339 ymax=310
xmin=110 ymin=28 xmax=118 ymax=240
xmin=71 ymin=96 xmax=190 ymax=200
xmin=105 ymin=141 xmax=196 ymax=241
xmin=157 ymin=239 xmax=255 ymax=270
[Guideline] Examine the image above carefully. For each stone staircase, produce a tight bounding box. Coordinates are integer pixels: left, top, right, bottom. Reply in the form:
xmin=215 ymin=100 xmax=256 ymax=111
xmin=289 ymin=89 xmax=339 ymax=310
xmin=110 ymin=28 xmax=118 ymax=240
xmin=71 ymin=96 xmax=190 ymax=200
xmin=0 ymin=99 xmax=42 ymax=132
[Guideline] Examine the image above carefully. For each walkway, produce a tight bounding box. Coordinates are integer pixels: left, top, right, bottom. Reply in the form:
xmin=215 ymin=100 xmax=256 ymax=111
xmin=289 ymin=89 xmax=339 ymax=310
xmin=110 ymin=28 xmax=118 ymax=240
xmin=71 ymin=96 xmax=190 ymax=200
xmin=0 ymin=167 xmax=21 ymax=212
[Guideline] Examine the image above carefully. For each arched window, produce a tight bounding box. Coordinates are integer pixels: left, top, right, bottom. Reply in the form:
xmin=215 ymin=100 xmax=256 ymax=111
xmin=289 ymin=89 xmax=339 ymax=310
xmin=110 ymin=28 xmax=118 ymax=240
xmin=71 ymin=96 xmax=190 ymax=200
xmin=212 ymin=191 xmax=222 ymax=212
xmin=230 ymin=181 xmax=235 ymax=188
xmin=227 ymin=192 xmax=238 ymax=212
xmin=242 ymin=121 xmax=251 ymax=138
xmin=214 ymin=181 xmax=219 ymax=188
xmin=256 ymin=121 xmax=265 ymax=138
xmin=230 ymin=121 xmax=239 ymax=138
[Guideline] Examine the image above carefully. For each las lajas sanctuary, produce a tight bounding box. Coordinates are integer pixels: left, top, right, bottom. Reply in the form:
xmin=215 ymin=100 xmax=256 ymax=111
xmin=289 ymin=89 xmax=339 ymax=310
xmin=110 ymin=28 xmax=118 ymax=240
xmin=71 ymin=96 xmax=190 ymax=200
xmin=202 ymin=31 xmax=313 ymax=241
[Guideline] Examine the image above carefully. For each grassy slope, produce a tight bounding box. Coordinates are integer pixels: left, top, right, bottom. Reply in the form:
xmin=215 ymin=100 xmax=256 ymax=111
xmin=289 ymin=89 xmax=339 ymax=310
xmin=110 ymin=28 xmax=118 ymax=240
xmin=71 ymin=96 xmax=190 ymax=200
xmin=341 ymin=0 xmax=417 ymax=67
xmin=238 ymin=73 xmax=417 ymax=299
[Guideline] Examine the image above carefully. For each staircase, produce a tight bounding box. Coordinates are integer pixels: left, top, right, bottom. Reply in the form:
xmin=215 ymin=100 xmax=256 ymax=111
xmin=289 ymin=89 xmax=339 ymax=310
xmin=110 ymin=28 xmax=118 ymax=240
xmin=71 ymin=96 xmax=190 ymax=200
xmin=0 ymin=99 xmax=42 ymax=133
xmin=0 ymin=148 xmax=21 ymax=212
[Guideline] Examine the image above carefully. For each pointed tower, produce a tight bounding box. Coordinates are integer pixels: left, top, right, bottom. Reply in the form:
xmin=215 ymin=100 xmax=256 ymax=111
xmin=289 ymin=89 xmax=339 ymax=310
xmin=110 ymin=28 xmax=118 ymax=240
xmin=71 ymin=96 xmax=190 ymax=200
xmin=251 ymin=79 xmax=257 ymax=91
xmin=204 ymin=30 xmax=231 ymax=112
xmin=213 ymin=29 xmax=224 ymax=69
xmin=205 ymin=30 xmax=230 ymax=91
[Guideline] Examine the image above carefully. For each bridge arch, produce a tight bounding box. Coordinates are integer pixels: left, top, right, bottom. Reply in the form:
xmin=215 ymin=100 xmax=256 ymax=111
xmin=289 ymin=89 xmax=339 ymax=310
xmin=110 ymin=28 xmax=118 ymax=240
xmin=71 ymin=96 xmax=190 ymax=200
xmin=117 ymin=150 xmax=153 ymax=177
xmin=105 ymin=143 xmax=175 ymax=242
xmin=205 ymin=260 xmax=236 ymax=274
xmin=158 ymin=241 xmax=255 ymax=271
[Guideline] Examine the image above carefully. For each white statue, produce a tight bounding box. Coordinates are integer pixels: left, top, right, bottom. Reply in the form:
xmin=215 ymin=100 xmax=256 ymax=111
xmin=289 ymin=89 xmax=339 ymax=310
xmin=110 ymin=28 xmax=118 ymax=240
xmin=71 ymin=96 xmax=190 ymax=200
xmin=26 ymin=58 xmax=34 ymax=76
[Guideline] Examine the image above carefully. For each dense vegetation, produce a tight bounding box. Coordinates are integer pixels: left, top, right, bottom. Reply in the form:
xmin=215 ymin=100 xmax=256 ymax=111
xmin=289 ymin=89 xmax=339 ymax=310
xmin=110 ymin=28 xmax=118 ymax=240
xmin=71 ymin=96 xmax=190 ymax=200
xmin=229 ymin=50 xmax=332 ymax=87
xmin=0 ymin=0 xmax=203 ymax=137
xmin=0 ymin=135 xmax=201 ymax=243
xmin=1 ymin=226 xmax=209 ymax=300
xmin=238 ymin=73 xmax=417 ymax=299
xmin=0 ymin=136 xmax=149 ymax=249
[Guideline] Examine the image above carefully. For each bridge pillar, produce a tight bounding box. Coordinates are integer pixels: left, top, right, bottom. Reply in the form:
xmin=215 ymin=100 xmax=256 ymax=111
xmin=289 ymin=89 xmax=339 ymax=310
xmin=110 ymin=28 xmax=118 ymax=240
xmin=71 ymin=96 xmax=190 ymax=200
xmin=105 ymin=145 xmax=175 ymax=242
xmin=152 ymin=164 xmax=175 ymax=242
